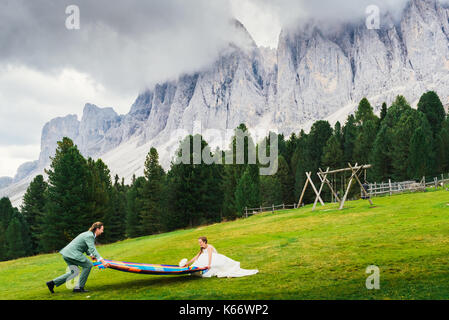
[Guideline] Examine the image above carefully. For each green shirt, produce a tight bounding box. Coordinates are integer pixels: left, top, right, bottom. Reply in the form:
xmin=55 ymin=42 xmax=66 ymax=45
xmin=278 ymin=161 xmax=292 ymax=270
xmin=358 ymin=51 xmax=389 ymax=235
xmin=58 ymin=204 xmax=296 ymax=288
xmin=59 ymin=231 xmax=102 ymax=262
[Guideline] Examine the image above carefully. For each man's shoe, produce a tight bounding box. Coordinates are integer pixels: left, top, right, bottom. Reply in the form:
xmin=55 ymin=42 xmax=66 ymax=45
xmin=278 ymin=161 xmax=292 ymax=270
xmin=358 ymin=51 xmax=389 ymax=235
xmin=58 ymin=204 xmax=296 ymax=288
xmin=73 ymin=287 xmax=89 ymax=293
xmin=46 ymin=281 xmax=55 ymax=294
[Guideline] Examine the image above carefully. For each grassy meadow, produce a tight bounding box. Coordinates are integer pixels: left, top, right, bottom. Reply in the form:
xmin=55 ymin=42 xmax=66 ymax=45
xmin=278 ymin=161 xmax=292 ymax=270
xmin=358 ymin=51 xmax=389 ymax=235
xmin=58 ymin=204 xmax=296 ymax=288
xmin=1 ymin=189 xmax=449 ymax=300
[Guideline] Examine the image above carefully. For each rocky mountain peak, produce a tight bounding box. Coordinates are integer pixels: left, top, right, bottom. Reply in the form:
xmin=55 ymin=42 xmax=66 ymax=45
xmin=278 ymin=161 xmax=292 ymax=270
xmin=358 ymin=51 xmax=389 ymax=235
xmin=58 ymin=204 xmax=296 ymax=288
xmin=3 ymin=0 xmax=449 ymax=208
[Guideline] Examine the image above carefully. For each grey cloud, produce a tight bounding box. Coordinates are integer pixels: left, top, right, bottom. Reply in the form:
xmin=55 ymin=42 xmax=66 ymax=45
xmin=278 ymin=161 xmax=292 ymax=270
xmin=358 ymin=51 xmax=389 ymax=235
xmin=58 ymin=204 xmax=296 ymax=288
xmin=243 ymin=0 xmax=421 ymax=30
xmin=1 ymin=0 xmax=432 ymax=96
xmin=0 ymin=0 xmax=237 ymax=94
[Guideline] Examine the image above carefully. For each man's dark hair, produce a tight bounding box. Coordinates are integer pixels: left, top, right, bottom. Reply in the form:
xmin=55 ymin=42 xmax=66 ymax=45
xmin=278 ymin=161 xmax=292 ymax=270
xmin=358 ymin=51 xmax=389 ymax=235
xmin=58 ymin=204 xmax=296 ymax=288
xmin=89 ymin=222 xmax=104 ymax=233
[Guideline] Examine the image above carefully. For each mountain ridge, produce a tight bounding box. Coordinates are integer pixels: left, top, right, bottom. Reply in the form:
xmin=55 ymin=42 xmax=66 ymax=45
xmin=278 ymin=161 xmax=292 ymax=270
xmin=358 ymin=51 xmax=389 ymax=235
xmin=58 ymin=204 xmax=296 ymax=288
xmin=2 ymin=0 xmax=449 ymax=206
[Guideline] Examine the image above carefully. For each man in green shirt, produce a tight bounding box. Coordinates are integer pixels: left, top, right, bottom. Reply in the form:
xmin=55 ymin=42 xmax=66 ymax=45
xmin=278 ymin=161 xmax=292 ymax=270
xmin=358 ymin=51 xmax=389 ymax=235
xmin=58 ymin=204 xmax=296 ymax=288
xmin=46 ymin=222 xmax=109 ymax=293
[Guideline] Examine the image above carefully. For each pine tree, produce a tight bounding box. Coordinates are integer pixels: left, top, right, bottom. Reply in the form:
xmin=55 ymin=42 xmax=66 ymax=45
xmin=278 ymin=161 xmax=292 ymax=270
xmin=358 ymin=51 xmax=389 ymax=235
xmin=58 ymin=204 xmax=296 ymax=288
xmin=21 ymin=175 xmax=47 ymax=253
xmin=391 ymin=119 xmax=414 ymax=181
xmin=41 ymin=137 xmax=90 ymax=252
xmin=290 ymin=130 xmax=306 ymax=177
xmin=166 ymin=160 xmax=194 ymax=229
xmin=334 ymin=121 xmax=343 ymax=149
xmin=371 ymin=125 xmax=393 ymax=182
xmin=0 ymin=199 xmax=32 ymax=260
xmin=15 ymin=208 xmax=32 ymax=256
xmin=380 ymin=102 xmax=388 ymax=123
xmin=297 ymin=121 xmax=332 ymax=203
xmin=260 ymin=175 xmax=283 ymax=207
xmin=436 ymin=118 xmax=449 ymax=173
xmin=292 ymin=131 xmax=310 ymax=202
xmin=390 ymin=106 xmax=430 ymax=181
xmin=0 ymin=198 xmax=15 ymax=260
xmin=166 ymin=135 xmax=223 ymax=228
xmin=103 ymin=175 xmax=126 ymax=243
xmin=222 ymin=124 xmax=256 ymax=219
xmin=275 ymin=155 xmax=295 ymax=204
xmin=322 ymin=135 xmax=344 ymax=169
xmin=417 ymin=91 xmax=446 ymax=138
xmin=248 ymin=163 xmax=261 ymax=206
xmin=86 ymin=158 xmax=112 ymax=224
xmin=196 ymin=156 xmax=223 ymax=224
xmin=285 ymin=133 xmax=299 ymax=169
xmin=355 ymin=98 xmax=378 ymax=127
xmin=5 ymin=216 xmax=26 ymax=260
xmin=353 ymin=98 xmax=380 ymax=167
xmin=353 ymin=119 xmax=378 ymax=165
xmin=140 ymin=148 xmax=165 ymax=235
xmin=371 ymin=96 xmax=410 ymax=182
xmin=343 ymin=115 xmax=357 ymax=164
xmin=417 ymin=91 xmax=445 ymax=174
xmin=308 ymin=121 xmax=333 ymax=170
xmin=408 ymin=126 xmax=433 ymax=179
xmin=0 ymin=225 xmax=7 ymax=261
xmin=277 ymin=134 xmax=287 ymax=162
xmin=221 ymin=164 xmax=239 ymax=220
xmin=126 ymin=176 xmax=145 ymax=238
xmin=0 ymin=197 xmax=14 ymax=231
xmin=235 ymin=167 xmax=259 ymax=214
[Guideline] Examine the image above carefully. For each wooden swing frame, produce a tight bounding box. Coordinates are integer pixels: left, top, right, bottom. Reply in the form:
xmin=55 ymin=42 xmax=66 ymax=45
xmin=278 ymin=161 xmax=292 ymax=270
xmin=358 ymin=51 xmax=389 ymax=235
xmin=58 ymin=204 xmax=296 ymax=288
xmin=297 ymin=163 xmax=373 ymax=211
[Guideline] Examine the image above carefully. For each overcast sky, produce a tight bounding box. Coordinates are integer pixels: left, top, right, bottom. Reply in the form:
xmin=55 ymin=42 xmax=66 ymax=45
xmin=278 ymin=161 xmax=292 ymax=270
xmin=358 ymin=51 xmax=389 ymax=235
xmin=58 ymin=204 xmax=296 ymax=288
xmin=0 ymin=0 xmax=425 ymax=177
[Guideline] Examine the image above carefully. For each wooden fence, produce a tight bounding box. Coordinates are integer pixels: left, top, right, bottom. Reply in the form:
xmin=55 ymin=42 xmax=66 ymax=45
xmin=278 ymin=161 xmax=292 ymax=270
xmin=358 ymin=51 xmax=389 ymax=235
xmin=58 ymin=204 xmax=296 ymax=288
xmin=244 ymin=173 xmax=449 ymax=218
xmin=245 ymin=204 xmax=298 ymax=218
xmin=366 ymin=173 xmax=449 ymax=197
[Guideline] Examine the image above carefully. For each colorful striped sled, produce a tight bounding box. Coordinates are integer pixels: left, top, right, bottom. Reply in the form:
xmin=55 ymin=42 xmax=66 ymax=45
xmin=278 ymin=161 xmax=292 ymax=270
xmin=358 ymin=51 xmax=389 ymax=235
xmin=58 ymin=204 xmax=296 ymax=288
xmin=93 ymin=259 xmax=209 ymax=275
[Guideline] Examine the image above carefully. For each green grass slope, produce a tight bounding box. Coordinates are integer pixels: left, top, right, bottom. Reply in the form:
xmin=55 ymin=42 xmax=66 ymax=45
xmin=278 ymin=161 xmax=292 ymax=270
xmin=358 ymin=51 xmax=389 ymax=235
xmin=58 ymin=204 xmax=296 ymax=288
xmin=1 ymin=189 xmax=449 ymax=300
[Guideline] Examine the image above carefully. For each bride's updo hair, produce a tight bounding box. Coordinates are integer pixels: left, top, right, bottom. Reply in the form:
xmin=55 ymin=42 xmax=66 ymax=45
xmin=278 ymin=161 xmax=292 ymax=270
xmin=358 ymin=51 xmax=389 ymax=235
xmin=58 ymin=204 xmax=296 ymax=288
xmin=199 ymin=236 xmax=208 ymax=253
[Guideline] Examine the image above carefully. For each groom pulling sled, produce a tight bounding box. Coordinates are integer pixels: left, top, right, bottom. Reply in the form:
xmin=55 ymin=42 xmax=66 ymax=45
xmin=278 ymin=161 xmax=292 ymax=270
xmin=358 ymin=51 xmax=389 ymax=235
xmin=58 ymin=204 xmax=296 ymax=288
xmin=46 ymin=222 xmax=109 ymax=293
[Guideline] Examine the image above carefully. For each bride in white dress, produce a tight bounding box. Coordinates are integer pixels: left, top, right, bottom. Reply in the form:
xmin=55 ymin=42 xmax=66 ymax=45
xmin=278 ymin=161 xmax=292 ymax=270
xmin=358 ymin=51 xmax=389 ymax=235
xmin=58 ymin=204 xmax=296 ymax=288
xmin=183 ymin=237 xmax=258 ymax=278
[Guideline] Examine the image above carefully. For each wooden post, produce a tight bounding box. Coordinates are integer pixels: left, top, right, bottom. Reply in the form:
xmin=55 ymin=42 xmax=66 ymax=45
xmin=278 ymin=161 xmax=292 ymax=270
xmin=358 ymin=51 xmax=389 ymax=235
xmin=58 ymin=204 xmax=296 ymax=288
xmin=297 ymin=173 xmax=310 ymax=208
xmin=245 ymin=207 xmax=248 ymax=218
xmin=331 ymin=174 xmax=334 ymax=203
xmin=348 ymin=163 xmax=373 ymax=206
xmin=283 ymin=203 xmax=285 ymax=210
xmin=389 ymin=179 xmax=392 ymax=196
xmin=313 ymin=168 xmax=329 ymax=211
xmin=339 ymin=163 xmax=359 ymax=210
xmin=306 ymin=172 xmax=325 ymax=208
xmin=272 ymin=204 xmax=274 ymax=213
xmin=318 ymin=168 xmax=341 ymax=203
xmin=339 ymin=174 xmax=355 ymax=210
xmin=298 ymin=171 xmax=325 ymax=209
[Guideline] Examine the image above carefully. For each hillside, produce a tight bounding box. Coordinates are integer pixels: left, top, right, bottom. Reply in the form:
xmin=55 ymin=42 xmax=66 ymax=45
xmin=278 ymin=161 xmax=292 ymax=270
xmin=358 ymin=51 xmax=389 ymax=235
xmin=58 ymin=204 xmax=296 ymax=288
xmin=1 ymin=189 xmax=449 ymax=300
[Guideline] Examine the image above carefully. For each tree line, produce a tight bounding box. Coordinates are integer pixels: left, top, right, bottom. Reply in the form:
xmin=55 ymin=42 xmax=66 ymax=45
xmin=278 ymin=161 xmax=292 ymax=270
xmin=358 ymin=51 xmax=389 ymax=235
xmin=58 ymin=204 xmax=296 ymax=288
xmin=0 ymin=91 xmax=448 ymax=261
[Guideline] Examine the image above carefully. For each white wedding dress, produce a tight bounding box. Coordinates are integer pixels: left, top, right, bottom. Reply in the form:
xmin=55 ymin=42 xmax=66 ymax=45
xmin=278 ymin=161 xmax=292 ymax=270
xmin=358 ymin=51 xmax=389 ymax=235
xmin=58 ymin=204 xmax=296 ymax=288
xmin=191 ymin=245 xmax=258 ymax=278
